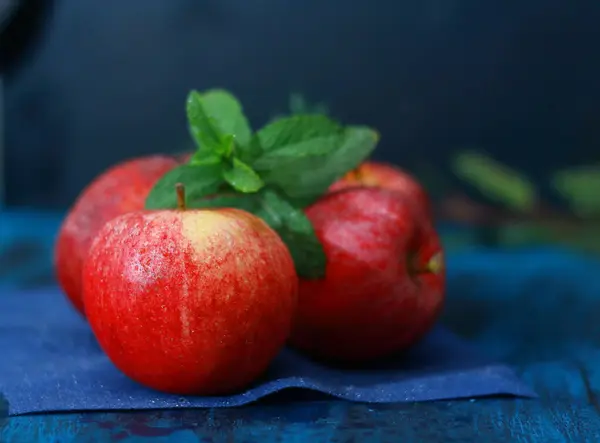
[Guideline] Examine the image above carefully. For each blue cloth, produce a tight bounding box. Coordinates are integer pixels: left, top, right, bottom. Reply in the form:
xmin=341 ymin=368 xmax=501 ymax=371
xmin=0 ymin=287 xmax=535 ymax=416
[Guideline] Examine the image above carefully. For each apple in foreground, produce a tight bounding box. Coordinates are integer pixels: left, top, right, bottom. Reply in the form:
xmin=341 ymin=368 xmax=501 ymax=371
xmin=329 ymin=161 xmax=432 ymax=219
xmin=54 ymin=155 xmax=179 ymax=316
xmin=289 ymin=187 xmax=445 ymax=363
xmin=82 ymin=184 xmax=298 ymax=395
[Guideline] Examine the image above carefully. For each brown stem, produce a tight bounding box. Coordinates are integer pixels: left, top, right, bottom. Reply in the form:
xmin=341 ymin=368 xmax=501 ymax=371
xmin=175 ymin=183 xmax=186 ymax=211
xmin=341 ymin=166 xmax=362 ymax=182
xmin=350 ymin=167 xmax=363 ymax=181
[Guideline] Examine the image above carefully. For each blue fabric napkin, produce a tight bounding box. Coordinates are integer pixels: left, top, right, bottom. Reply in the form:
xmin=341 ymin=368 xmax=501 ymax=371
xmin=0 ymin=287 xmax=535 ymax=416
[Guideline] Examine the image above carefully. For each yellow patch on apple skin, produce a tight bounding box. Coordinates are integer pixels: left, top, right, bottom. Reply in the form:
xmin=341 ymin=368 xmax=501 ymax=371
xmin=178 ymin=209 xmax=275 ymax=311
xmin=179 ymin=210 xmax=255 ymax=298
xmin=180 ymin=211 xmax=242 ymax=254
xmin=359 ymin=174 xmax=382 ymax=187
xmin=178 ymin=211 xmax=229 ymax=340
xmin=177 ymin=210 xmax=246 ymax=337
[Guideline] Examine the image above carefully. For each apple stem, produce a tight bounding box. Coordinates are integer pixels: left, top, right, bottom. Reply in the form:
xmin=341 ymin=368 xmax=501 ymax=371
xmin=175 ymin=183 xmax=186 ymax=211
xmin=344 ymin=167 xmax=363 ymax=182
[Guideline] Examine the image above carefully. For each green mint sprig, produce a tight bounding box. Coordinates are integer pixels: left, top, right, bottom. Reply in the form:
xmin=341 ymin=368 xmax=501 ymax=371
xmin=146 ymin=89 xmax=379 ymax=279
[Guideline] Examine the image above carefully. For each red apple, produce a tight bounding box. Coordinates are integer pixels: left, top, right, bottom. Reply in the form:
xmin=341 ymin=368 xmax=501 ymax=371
xmin=289 ymin=187 xmax=445 ymax=363
xmin=329 ymin=161 xmax=432 ymax=219
xmin=82 ymin=185 xmax=298 ymax=395
xmin=54 ymin=155 xmax=179 ymax=316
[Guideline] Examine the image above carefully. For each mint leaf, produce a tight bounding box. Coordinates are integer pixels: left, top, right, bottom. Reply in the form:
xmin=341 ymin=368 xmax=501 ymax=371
xmin=452 ymin=151 xmax=537 ymax=213
xmin=261 ymin=125 xmax=379 ymax=204
xmin=200 ymin=89 xmax=252 ymax=147
xmin=289 ymin=93 xmax=330 ymax=116
xmin=189 ymin=153 xmax=221 ymax=166
xmin=314 ymin=125 xmax=380 ymax=183
xmin=186 ymin=90 xmax=252 ymax=160
xmin=145 ymin=164 xmax=224 ymax=209
xmin=251 ymin=114 xmax=345 ymax=178
xmin=252 ymin=135 xmax=342 ymax=170
xmin=186 ymin=188 xmax=326 ymax=279
xmin=254 ymin=115 xmax=342 ymax=155
xmin=255 ymin=189 xmax=326 ymax=279
xmin=186 ymin=91 xmax=226 ymax=154
xmin=220 ymin=134 xmax=236 ymax=158
xmin=223 ymin=158 xmax=265 ymax=193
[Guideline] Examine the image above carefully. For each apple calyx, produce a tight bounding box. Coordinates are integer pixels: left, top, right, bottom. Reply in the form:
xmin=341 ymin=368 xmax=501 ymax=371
xmin=423 ymin=251 xmax=444 ymax=275
xmin=175 ymin=183 xmax=187 ymax=211
xmin=409 ymin=251 xmax=444 ymax=277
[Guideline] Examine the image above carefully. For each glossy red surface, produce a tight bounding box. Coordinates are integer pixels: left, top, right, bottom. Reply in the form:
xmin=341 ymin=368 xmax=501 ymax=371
xmin=82 ymin=208 xmax=298 ymax=395
xmin=54 ymin=156 xmax=179 ymax=316
xmin=329 ymin=161 xmax=432 ymax=219
xmin=290 ymin=187 xmax=445 ymax=362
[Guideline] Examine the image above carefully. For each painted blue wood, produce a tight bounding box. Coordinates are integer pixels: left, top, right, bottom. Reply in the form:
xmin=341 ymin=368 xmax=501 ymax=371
xmin=2 ymin=211 xmax=600 ymax=442
xmin=3 ymin=398 xmax=600 ymax=443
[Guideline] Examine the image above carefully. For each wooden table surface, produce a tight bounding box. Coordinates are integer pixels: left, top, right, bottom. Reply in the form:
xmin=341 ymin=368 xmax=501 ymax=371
xmin=1 ymin=211 xmax=600 ymax=442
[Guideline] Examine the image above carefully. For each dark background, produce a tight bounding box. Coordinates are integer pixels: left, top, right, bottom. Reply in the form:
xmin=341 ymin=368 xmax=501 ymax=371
xmin=4 ymin=0 xmax=600 ymax=209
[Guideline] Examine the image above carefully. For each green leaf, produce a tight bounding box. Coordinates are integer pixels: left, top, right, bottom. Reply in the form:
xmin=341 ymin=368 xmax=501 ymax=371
xmin=189 ymin=153 xmax=221 ymax=166
xmin=252 ymin=135 xmax=343 ymax=170
xmin=260 ymin=125 xmax=379 ymax=204
xmin=289 ymin=93 xmax=307 ymax=115
xmin=255 ymin=189 xmax=326 ymax=279
xmin=312 ymin=125 xmax=380 ymax=184
xmin=250 ymin=115 xmax=350 ymax=194
xmin=177 ymin=89 xmax=379 ymax=217
xmin=186 ymin=89 xmax=252 ymax=158
xmin=288 ymin=93 xmax=330 ymax=116
xmin=452 ymin=151 xmax=537 ymax=213
xmin=220 ymin=134 xmax=236 ymax=158
xmin=145 ymin=164 xmax=224 ymax=210
xmin=187 ymin=188 xmax=326 ymax=279
xmin=186 ymin=91 xmax=225 ymax=154
xmin=223 ymin=158 xmax=265 ymax=193
xmin=552 ymin=165 xmax=600 ymax=217
xmin=200 ymin=89 xmax=252 ymax=147
xmin=253 ymin=115 xmax=342 ymax=156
